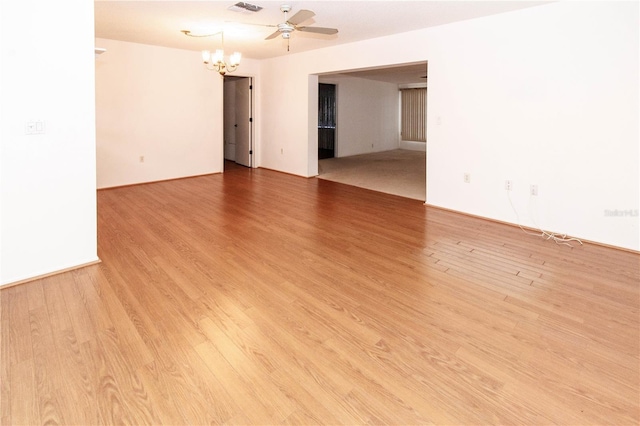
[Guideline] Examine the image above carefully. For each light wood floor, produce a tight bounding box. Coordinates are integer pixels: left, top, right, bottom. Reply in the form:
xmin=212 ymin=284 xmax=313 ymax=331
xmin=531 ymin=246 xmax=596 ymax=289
xmin=2 ymin=165 xmax=639 ymax=425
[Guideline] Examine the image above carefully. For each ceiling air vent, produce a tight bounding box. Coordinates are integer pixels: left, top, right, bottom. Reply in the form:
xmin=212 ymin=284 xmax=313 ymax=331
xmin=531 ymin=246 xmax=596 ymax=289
xmin=228 ymin=2 xmax=263 ymax=13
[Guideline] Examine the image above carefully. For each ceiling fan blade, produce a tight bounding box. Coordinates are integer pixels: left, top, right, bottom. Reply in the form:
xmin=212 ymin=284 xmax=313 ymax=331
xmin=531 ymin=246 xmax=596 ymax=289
xmin=265 ymin=30 xmax=280 ymax=40
xmin=296 ymin=26 xmax=338 ymax=35
xmin=288 ymin=9 xmax=315 ymax=25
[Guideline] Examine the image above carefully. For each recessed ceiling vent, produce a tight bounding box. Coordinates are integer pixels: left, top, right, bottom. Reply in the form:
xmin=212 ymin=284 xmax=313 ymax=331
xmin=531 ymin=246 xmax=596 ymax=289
xmin=228 ymin=2 xmax=263 ymax=13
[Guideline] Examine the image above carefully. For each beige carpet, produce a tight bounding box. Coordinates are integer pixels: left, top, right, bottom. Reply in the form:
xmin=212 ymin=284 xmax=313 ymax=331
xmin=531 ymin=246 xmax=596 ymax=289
xmin=317 ymin=149 xmax=426 ymax=201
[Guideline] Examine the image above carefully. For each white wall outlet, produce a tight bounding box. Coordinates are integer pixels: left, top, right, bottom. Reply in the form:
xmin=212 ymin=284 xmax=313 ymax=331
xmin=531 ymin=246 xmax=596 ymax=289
xmin=464 ymin=173 xmax=471 ymax=183
xmin=139 ymin=156 xmax=144 ymax=163
xmin=530 ymin=184 xmax=538 ymax=196
xmin=280 ymin=148 xmax=283 ymax=154
xmin=505 ymin=180 xmax=513 ymax=191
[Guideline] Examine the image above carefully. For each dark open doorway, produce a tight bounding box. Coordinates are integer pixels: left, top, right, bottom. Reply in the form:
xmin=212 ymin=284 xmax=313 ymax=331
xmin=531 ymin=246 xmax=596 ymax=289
xmin=318 ymin=83 xmax=336 ymax=159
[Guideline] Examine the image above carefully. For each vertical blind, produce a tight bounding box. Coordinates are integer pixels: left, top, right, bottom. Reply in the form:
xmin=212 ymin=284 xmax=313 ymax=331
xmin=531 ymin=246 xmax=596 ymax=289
xmin=400 ymin=88 xmax=426 ymax=142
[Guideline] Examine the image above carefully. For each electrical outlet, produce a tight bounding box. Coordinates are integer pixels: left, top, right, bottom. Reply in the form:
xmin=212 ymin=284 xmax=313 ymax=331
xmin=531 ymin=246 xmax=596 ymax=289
xmin=139 ymin=156 xmax=144 ymax=163
xmin=505 ymin=180 xmax=513 ymax=191
xmin=530 ymin=184 xmax=538 ymax=196
xmin=464 ymin=173 xmax=471 ymax=183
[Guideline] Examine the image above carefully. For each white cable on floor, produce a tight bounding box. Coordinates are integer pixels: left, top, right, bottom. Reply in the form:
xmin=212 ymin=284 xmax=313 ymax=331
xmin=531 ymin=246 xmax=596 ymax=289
xmin=507 ymin=189 xmax=583 ymax=248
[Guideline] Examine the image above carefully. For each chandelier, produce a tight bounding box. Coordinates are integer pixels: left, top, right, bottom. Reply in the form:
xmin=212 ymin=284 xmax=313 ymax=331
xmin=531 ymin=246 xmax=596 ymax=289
xmin=181 ymin=30 xmax=241 ymax=76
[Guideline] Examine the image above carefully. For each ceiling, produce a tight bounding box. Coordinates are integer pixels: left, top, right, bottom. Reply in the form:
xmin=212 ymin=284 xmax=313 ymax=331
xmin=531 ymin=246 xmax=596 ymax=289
xmin=95 ymin=1 xmax=549 ymax=83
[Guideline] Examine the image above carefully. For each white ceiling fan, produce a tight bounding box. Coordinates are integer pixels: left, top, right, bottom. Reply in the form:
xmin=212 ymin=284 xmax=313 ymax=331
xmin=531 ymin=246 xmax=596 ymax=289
xmin=257 ymin=5 xmax=338 ymax=50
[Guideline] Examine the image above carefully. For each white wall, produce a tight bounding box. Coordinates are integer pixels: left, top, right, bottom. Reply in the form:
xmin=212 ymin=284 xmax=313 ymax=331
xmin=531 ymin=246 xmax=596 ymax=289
xmin=95 ymin=38 xmax=262 ymax=187
xmin=319 ymin=75 xmax=399 ymax=158
xmin=95 ymin=38 xmax=226 ymax=188
xmin=425 ymin=1 xmax=638 ymax=251
xmin=258 ymin=1 xmax=639 ymax=251
xmin=1 ymin=0 xmax=98 ymax=285
xmin=259 ymin=54 xmax=312 ymax=174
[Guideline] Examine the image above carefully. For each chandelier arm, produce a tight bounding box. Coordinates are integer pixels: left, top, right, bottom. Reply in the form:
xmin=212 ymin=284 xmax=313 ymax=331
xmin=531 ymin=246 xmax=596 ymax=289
xmin=181 ymin=30 xmax=223 ymax=38
xmin=204 ymin=62 xmax=226 ymax=74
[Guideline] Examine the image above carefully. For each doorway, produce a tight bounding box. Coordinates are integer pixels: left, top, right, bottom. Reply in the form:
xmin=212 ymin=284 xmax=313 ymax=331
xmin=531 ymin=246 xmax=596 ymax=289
xmin=315 ymin=62 xmax=428 ymax=201
xmin=318 ymin=83 xmax=336 ymax=159
xmin=223 ymin=76 xmax=253 ymax=168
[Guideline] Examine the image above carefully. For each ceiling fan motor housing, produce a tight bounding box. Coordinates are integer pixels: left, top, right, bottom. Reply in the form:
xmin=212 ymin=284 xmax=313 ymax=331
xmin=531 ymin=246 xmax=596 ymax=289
xmin=279 ymin=4 xmax=293 ymax=39
xmin=277 ymin=22 xmax=294 ymax=32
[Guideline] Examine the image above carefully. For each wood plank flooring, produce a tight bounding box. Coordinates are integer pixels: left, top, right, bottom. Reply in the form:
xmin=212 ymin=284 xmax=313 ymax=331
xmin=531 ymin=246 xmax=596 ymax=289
xmin=2 ymin=165 xmax=639 ymax=425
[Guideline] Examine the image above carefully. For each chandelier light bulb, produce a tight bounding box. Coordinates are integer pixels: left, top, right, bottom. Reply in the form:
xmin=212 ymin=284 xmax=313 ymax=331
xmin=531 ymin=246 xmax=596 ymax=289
xmin=201 ymin=50 xmax=211 ymax=64
xmin=187 ymin=31 xmax=241 ymax=76
xmin=230 ymin=52 xmax=241 ymax=66
xmin=213 ymin=49 xmax=224 ymax=64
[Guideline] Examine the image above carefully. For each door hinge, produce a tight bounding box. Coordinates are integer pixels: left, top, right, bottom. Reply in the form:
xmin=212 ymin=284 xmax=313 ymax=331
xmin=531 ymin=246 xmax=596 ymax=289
xmin=249 ymin=117 xmax=253 ymax=123
xmin=249 ymin=150 xmax=253 ymax=155
xmin=249 ymin=85 xmax=253 ymax=90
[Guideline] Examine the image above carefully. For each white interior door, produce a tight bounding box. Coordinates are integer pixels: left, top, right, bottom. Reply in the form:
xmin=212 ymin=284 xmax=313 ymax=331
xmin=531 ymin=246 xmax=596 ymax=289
xmin=223 ymin=80 xmax=236 ymax=161
xmin=235 ymin=77 xmax=252 ymax=167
